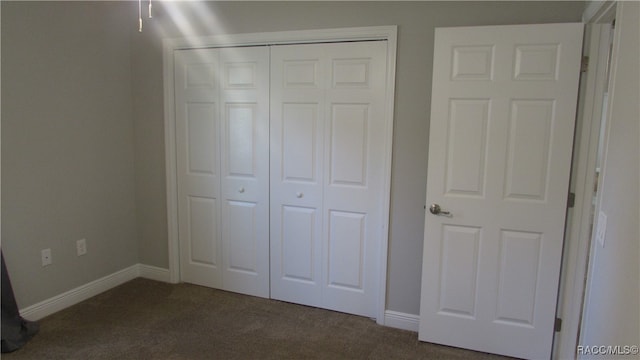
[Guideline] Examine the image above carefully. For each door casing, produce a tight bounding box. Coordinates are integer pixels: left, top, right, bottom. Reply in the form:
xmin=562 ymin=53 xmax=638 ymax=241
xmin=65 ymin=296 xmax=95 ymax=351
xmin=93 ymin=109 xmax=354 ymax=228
xmin=163 ymin=26 xmax=398 ymax=324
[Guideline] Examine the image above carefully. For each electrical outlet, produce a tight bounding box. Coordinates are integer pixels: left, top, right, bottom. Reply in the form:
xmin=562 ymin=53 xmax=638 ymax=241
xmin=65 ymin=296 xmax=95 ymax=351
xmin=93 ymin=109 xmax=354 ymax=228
xmin=41 ymin=248 xmax=52 ymax=266
xmin=76 ymin=239 xmax=87 ymax=256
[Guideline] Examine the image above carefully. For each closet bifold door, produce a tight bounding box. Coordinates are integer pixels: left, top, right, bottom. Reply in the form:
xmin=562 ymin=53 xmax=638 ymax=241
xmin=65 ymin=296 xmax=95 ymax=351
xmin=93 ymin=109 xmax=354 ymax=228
xmin=175 ymin=46 xmax=270 ymax=298
xmin=270 ymin=41 xmax=388 ymax=317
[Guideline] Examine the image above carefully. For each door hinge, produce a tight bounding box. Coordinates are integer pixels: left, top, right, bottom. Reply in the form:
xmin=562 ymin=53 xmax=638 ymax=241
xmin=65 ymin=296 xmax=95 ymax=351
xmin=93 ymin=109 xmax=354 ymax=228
xmin=581 ymin=56 xmax=589 ymax=72
xmin=568 ymin=192 xmax=576 ymax=208
xmin=555 ymin=317 xmax=562 ymax=332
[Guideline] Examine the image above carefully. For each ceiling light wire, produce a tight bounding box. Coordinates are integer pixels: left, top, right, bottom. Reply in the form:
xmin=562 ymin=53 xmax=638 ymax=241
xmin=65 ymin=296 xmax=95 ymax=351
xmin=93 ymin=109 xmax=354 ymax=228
xmin=138 ymin=0 xmax=143 ymax=32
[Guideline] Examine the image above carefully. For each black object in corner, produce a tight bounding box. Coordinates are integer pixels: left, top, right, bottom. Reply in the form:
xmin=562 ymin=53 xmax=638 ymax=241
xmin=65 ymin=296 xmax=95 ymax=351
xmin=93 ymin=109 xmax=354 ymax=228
xmin=1 ymin=250 xmax=39 ymax=353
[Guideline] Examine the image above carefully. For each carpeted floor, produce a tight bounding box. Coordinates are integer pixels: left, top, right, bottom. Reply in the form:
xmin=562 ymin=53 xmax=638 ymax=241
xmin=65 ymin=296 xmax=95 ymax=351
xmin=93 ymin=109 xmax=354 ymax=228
xmin=5 ymin=278 xmax=514 ymax=359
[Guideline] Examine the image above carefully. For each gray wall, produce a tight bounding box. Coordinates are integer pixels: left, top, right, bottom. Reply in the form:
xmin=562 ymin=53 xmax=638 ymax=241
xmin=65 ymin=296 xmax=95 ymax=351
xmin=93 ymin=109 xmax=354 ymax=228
xmin=1 ymin=1 xmax=585 ymax=315
xmin=580 ymin=2 xmax=639 ymax=352
xmin=1 ymin=2 xmax=138 ymax=307
xmin=132 ymin=1 xmax=584 ymax=315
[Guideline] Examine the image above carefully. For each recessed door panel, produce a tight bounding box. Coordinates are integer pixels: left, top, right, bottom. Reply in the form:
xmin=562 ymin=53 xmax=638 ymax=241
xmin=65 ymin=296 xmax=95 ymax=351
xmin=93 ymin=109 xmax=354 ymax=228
xmin=451 ymin=46 xmax=494 ymax=81
xmin=504 ymin=100 xmax=554 ymax=201
xmin=188 ymin=196 xmax=218 ymax=266
xmin=282 ymin=103 xmax=318 ymax=183
xmin=328 ymin=210 xmax=365 ymax=291
xmin=226 ymin=104 xmax=257 ymax=178
xmin=332 ymin=58 xmax=370 ymax=88
xmin=281 ymin=206 xmax=317 ymax=282
xmin=225 ymin=62 xmax=257 ymax=89
xmin=438 ymin=225 xmax=481 ymax=318
xmin=226 ymin=200 xmax=258 ymax=274
xmin=185 ymin=63 xmax=215 ymax=89
xmin=495 ymin=230 xmax=542 ymax=326
xmin=186 ymin=103 xmax=217 ymax=175
xmin=330 ymin=104 xmax=368 ymax=186
xmin=284 ymin=60 xmax=319 ymax=88
xmin=513 ymin=44 xmax=559 ymax=81
xmin=445 ymin=99 xmax=490 ymax=197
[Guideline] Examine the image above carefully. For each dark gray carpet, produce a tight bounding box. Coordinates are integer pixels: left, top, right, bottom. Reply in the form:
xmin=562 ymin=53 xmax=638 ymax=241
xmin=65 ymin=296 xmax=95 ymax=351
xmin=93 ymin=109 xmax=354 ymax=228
xmin=5 ymin=278 xmax=513 ymax=359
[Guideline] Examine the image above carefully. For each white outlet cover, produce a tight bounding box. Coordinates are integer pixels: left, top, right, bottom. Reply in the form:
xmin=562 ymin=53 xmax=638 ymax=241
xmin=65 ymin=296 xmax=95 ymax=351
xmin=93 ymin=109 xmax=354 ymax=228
xmin=77 ymin=239 xmax=87 ymax=256
xmin=596 ymin=211 xmax=607 ymax=247
xmin=41 ymin=248 xmax=52 ymax=266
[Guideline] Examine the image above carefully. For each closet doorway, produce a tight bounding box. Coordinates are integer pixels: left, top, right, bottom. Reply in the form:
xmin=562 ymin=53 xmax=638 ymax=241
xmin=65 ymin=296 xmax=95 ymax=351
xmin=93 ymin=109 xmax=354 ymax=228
xmin=164 ymin=27 xmax=398 ymax=321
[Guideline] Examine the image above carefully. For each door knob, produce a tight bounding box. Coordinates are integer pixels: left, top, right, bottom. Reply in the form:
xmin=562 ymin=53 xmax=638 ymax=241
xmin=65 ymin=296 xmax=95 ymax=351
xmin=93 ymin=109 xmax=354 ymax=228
xmin=296 ymin=192 xmax=303 ymax=198
xmin=429 ymin=203 xmax=450 ymax=216
xmin=238 ymin=187 xmax=245 ymax=193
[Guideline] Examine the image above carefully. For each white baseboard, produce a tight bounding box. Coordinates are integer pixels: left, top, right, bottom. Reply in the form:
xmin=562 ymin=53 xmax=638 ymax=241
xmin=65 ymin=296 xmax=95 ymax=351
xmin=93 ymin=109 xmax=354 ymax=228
xmin=138 ymin=264 xmax=171 ymax=282
xmin=384 ymin=310 xmax=419 ymax=332
xmin=19 ymin=263 xmax=171 ymax=321
xmin=20 ymin=265 xmax=417 ymax=330
xmin=19 ymin=265 xmax=139 ymax=321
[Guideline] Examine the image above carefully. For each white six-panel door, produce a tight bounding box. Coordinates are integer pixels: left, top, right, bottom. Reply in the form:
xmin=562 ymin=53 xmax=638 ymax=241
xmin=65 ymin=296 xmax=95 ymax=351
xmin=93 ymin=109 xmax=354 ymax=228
xmin=175 ymin=47 xmax=270 ymax=298
xmin=419 ymin=23 xmax=583 ymax=359
xmin=270 ymin=41 xmax=388 ymax=317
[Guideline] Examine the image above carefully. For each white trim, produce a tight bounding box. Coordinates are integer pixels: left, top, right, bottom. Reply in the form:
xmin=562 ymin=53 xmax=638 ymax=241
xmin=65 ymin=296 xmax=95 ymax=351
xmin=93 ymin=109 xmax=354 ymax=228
xmin=164 ymin=37 xmax=181 ymax=285
xmin=579 ymin=2 xmax=624 ymax=351
xmin=553 ymin=3 xmax=617 ymax=359
xmin=20 ymin=261 xmax=416 ymax=331
xmin=163 ymin=26 xmax=398 ymax=322
xmin=377 ymin=28 xmax=397 ymax=325
xmin=582 ymin=1 xmax=615 ymax=23
xmin=19 ymin=264 xmax=172 ymax=321
xmin=555 ymin=22 xmax=612 ymax=360
xmin=384 ymin=310 xmax=419 ymax=332
xmin=19 ymin=265 xmax=139 ymax=321
xmin=139 ymin=264 xmax=172 ymax=283
xmin=163 ymin=26 xmax=399 ymax=50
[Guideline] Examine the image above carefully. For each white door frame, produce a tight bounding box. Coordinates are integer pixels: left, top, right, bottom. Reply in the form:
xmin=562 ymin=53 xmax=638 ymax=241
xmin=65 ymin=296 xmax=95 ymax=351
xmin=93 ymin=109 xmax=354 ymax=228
xmin=163 ymin=26 xmax=397 ymax=324
xmin=554 ymin=2 xmax=617 ymax=359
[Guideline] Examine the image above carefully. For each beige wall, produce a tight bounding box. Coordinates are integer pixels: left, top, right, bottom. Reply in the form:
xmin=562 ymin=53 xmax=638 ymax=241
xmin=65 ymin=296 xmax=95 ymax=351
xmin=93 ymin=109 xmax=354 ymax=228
xmin=1 ymin=2 xmax=138 ymax=307
xmin=580 ymin=1 xmax=640 ymax=352
xmin=2 ymin=1 xmax=585 ymax=315
xmin=132 ymin=1 xmax=584 ymax=314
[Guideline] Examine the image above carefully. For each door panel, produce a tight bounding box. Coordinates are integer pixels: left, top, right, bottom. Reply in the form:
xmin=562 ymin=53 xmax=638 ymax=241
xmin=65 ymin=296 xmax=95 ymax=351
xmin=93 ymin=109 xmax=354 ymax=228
xmin=438 ymin=225 xmax=481 ymax=318
xmin=495 ymin=230 xmax=542 ymax=326
xmin=323 ymin=42 xmax=387 ymax=317
xmin=187 ymin=196 xmax=218 ymax=267
xmin=504 ymin=100 xmax=554 ymax=200
xmin=175 ymin=46 xmax=269 ymax=298
xmin=445 ymin=99 xmax=490 ymax=197
xmin=281 ymin=206 xmax=317 ymax=282
xmin=330 ymin=104 xmax=369 ymax=186
xmin=271 ymin=41 xmax=388 ymax=317
xmin=327 ymin=210 xmax=365 ymax=290
xmin=175 ymin=49 xmax=222 ymax=289
xmin=186 ymin=104 xmax=217 ymax=176
xmin=220 ymin=47 xmax=269 ymax=298
xmin=225 ymin=104 xmax=257 ymax=177
xmin=419 ymin=23 xmax=583 ymax=359
xmin=270 ymin=44 xmax=325 ymax=308
xmin=282 ymin=103 xmax=318 ymax=182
